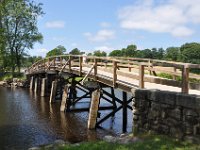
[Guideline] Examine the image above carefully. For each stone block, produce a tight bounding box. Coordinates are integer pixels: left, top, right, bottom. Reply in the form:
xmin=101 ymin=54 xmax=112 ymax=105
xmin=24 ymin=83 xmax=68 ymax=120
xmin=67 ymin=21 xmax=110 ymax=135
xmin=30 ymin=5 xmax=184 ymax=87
xmin=176 ymin=94 xmax=200 ymax=109
xmin=149 ymin=90 xmax=176 ymax=105
xmin=168 ymin=108 xmax=182 ymax=120
xmin=135 ymin=89 xmax=148 ymax=100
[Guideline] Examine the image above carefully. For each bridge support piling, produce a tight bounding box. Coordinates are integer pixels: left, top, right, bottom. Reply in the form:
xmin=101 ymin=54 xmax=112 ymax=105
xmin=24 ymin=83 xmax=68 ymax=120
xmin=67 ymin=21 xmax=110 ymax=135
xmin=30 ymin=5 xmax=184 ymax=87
xmin=41 ymin=78 xmax=47 ymax=97
xmin=60 ymin=85 xmax=69 ymax=112
xmin=50 ymin=80 xmax=57 ymax=103
xmin=122 ymin=91 xmax=127 ymax=133
xmin=34 ymin=78 xmax=38 ymax=93
xmin=88 ymin=88 xmax=101 ymax=129
xmin=30 ymin=76 xmax=34 ymax=90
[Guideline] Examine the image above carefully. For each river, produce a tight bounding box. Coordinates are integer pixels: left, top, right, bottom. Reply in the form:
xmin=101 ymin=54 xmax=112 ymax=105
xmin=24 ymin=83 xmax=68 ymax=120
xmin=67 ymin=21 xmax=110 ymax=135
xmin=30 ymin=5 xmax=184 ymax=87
xmin=0 ymin=87 xmax=132 ymax=150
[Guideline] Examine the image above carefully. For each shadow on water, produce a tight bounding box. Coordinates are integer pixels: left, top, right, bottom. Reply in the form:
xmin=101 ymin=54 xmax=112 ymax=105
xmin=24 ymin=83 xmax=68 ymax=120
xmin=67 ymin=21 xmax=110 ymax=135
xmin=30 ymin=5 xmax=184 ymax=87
xmin=0 ymin=87 xmax=132 ymax=150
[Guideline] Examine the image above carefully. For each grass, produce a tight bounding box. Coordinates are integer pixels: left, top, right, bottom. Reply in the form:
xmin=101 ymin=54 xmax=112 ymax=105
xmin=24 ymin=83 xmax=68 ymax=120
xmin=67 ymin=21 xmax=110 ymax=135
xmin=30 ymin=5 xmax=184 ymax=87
xmin=0 ymin=72 xmax=26 ymax=81
xmin=157 ymin=73 xmax=200 ymax=83
xmin=58 ymin=134 xmax=200 ymax=150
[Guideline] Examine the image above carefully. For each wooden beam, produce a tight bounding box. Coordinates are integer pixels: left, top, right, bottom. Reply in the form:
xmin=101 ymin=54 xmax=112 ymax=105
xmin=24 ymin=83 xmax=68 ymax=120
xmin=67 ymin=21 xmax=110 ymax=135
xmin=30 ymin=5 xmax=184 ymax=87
xmin=79 ymin=56 xmax=83 ymax=76
xmin=122 ymin=91 xmax=127 ymax=133
xmin=182 ymin=65 xmax=189 ymax=94
xmin=88 ymin=89 xmax=101 ymax=129
xmin=139 ymin=64 xmax=145 ymax=88
xmin=60 ymin=85 xmax=69 ymax=112
xmin=113 ymin=61 xmax=117 ymax=88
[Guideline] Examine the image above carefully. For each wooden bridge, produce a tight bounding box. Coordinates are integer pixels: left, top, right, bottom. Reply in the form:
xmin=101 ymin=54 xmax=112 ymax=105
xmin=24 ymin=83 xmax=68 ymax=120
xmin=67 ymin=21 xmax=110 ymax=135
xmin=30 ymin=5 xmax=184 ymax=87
xmin=26 ymin=55 xmax=200 ymax=132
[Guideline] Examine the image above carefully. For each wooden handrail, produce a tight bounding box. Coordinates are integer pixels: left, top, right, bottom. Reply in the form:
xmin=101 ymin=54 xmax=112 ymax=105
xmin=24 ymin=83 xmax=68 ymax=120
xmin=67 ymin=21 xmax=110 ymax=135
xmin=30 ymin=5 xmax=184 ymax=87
xmin=81 ymin=64 xmax=95 ymax=85
xmin=27 ymin=55 xmax=200 ymax=94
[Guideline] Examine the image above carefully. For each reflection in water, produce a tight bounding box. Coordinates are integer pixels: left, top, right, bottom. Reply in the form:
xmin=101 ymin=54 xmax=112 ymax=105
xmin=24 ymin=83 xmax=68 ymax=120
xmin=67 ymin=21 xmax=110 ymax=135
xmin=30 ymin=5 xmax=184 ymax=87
xmin=0 ymin=87 xmax=132 ymax=150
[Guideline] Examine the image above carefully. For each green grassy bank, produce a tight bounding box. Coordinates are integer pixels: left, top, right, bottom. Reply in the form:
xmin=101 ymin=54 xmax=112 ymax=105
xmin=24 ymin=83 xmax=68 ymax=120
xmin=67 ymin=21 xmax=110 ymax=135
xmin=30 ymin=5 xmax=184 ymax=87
xmin=56 ymin=134 xmax=200 ymax=150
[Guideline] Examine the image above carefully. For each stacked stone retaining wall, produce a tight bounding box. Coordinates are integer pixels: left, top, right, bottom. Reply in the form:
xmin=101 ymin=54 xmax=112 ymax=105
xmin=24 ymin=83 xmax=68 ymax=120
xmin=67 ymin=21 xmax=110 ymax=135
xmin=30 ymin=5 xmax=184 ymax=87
xmin=132 ymin=89 xmax=200 ymax=141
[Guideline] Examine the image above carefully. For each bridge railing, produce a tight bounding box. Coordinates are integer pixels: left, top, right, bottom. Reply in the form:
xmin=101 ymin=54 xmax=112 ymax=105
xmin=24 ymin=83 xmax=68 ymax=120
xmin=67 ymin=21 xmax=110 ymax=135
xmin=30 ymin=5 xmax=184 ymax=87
xmin=27 ymin=55 xmax=200 ymax=94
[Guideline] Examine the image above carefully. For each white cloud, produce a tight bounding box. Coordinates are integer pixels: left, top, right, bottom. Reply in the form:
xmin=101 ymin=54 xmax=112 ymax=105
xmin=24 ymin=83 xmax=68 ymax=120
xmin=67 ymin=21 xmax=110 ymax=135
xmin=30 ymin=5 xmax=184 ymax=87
xmin=100 ymin=22 xmax=111 ymax=28
xmin=45 ymin=21 xmax=65 ymax=28
xmin=94 ymin=46 xmax=114 ymax=52
xmin=84 ymin=29 xmax=115 ymax=42
xmin=118 ymin=0 xmax=200 ymax=37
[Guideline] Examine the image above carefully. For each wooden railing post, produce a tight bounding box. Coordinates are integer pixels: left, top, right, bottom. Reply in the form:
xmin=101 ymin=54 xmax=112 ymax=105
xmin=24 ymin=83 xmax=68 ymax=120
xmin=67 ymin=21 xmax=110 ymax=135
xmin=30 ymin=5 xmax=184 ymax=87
xmin=69 ymin=55 xmax=72 ymax=71
xmin=94 ymin=58 xmax=97 ymax=81
xmin=79 ymin=56 xmax=83 ymax=76
xmin=173 ymin=67 xmax=177 ymax=80
xmin=182 ymin=65 xmax=189 ymax=94
xmin=139 ymin=63 xmax=145 ymax=88
xmin=113 ymin=61 xmax=117 ymax=87
xmin=60 ymin=56 xmax=62 ymax=67
xmin=148 ymin=59 xmax=151 ymax=75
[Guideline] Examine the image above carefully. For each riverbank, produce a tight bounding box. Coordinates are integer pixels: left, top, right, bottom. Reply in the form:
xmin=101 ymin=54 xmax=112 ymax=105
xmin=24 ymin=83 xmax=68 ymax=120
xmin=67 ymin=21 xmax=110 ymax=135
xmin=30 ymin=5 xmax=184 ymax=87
xmin=28 ymin=133 xmax=200 ymax=150
xmin=0 ymin=78 xmax=29 ymax=88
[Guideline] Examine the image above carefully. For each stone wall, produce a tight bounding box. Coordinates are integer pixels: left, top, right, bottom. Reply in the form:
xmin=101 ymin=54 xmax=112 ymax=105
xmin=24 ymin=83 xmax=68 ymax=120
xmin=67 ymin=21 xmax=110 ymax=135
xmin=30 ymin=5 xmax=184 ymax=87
xmin=132 ymin=89 xmax=200 ymax=141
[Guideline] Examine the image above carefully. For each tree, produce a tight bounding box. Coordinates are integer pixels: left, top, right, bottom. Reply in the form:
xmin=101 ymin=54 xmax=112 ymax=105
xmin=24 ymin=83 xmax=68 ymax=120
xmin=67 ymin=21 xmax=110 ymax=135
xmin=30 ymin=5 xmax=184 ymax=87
xmin=165 ymin=47 xmax=180 ymax=61
xmin=1 ymin=0 xmax=43 ymax=75
xmin=69 ymin=48 xmax=82 ymax=55
xmin=46 ymin=45 xmax=66 ymax=57
xmin=180 ymin=42 xmax=200 ymax=64
xmin=109 ymin=50 xmax=122 ymax=57
xmin=122 ymin=44 xmax=137 ymax=57
xmin=93 ymin=50 xmax=107 ymax=57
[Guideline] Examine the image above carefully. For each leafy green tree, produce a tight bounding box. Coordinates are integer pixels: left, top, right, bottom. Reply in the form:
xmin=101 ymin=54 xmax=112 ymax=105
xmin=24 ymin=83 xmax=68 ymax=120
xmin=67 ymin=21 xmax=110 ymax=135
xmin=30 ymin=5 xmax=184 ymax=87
xmin=180 ymin=42 xmax=200 ymax=64
xmin=165 ymin=47 xmax=180 ymax=61
xmin=93 ymin=50 xmax=107 ymax=57
xmin=46 ymin=45 xmax=66 ymax=57
xmin=109 ymin=50 xmax=122 ymax=57
xmin=69 ymin=48 xmax=82 ymax=55
xmin=122 ymin=44 xmax=137 ymax=57
xmin=1 ymin=0 xmax=43 ymax=75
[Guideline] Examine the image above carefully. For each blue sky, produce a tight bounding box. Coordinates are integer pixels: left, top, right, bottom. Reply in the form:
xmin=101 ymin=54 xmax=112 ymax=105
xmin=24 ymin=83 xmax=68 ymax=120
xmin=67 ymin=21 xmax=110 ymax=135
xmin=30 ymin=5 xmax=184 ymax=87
xmin=30 ymin=0 xmax=200 ymax=57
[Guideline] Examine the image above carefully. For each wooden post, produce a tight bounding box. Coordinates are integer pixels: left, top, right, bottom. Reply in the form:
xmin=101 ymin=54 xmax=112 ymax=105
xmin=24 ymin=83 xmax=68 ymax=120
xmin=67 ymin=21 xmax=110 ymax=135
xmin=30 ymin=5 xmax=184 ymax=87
xmin=49 ymin=80 xmax=57 ymax=103
xmin=122 ymin=91 xmax=127 ymax=133
xmin=34 ymin=78 xmax=38 ymax=93
xmin=79 ymin=56 xmax=83 ymax=76
xmin=173 ymin=67 xmax=177 ymax=80
xmin=182 ymin=65 xmax=189 ymax=94
xmin=41 ymin=78 xmax=47 ymax=97
xmin=113 ymin=61 xmax=117 ymax=87
xmin=60 ymin=85 xmax=69 ymax=112
xmin=139 ymin=64 xmax=145 ymax=88
xmin=60 ymin=57 xmax=62 ymax=67
xmin=69 ymin=55 xmax=72 ymax=71
xmin=111 ymin=87 xmax=117 ymax=109
xmin=94 ymin=58 xmax=97 ymax=81
xmin=129 ymin=65 xmax=131 ymax=72
xmin=148 ymin=59 xmax=151 ymax=75
xmin=30 ymin=76 xmax=34 ymax=90
xmin=88 ymin=89 xmax=101 ymax=129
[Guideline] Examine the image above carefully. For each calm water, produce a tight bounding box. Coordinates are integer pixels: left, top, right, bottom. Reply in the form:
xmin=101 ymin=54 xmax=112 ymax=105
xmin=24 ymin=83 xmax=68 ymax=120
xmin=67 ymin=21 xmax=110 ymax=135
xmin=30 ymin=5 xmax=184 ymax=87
xmin=0 ymin=87 xmax=132 ymax=150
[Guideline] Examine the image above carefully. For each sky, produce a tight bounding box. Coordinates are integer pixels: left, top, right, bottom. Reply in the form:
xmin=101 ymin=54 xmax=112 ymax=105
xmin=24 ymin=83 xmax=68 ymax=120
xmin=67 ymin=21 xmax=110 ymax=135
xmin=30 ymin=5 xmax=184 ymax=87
xmin=30 ymin=0 xmax=200 ymax=57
